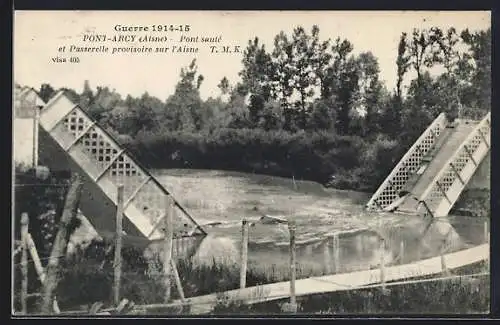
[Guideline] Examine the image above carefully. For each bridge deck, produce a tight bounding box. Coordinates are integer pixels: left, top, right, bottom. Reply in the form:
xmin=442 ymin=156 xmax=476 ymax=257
xmin=178 ymin=244 xmax=488 ymax=314
xmin=397 ymin=121 xmax=478 ymax=213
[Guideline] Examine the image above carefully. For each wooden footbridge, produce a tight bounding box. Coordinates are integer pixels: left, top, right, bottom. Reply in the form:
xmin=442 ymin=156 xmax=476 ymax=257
xmin=15 ymin=89 xmax=490 ymax=314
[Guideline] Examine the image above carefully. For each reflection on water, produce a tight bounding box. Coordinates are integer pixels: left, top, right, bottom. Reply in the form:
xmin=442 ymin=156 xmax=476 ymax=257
xmin=154 ymin=169 xmax=486 ymax=279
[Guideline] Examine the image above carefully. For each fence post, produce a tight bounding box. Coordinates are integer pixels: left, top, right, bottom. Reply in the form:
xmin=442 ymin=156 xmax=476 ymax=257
xmin=240 ymin=219 xmax=249 ymax=289
xmin=20 ymin=213 xmax=29 ymax=314
xmin=170 ymin=259 xmax=185 ymax=302
xmin=52 ymin=297 xmax=61 ymax=314
xmin=163 ymin=195 xmax=174 ymax=303
xmin=113 ymin=185 xmax=124 ymax=306
xmin=288 ymin=221 xmax=297 ymax=312
xmin=26 ymin=233 xmax=45 ymax=283
xmin=484 ymin=220 xmax=490 ymax=268
xmin=400 ymin=240 xmax=405 ymax=265
xmin=42 ymin=174 xmax=83 ymax=314
xmin=380 ymin=238 xmax=386 ymax=290
xmin=332 ymin=233 xmax=340 ymax=273
xmin=484 ymin=221 xmax=489 ymax=244
xmin=26 ymin=233 xmax=60 ymax=312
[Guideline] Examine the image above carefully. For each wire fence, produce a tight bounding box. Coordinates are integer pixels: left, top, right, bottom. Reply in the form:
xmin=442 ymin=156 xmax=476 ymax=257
xmin=14 ymin=256 xmax=489 ymax=290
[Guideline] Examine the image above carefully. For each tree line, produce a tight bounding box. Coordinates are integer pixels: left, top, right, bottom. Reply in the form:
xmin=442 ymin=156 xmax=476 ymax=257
xmin=32 ymin=26 xmax=490 ymax=192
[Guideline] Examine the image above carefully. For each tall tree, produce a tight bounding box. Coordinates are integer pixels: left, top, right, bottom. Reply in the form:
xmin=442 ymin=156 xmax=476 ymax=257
xmin=326 ymin=38 xmax=358 ymax=135
xmin=459 ymin=28 xmax=491 ymax=118
xmin=396 ymin=32 xmax=411 ymax=100
xmin=407 ymin=29 xmax=435 ymax=87
xmin=398 ymin=28 xmax=444 ymax=141
xmin=429 ymin=27 xmax=462 ymax=122
xmin=401 ymin=71 xmax=443 ymax=145
xmin=353 ymin=52 xmax=384 ymax=136
xmin=239 ymin=37 xmax=273 ymax=126
xmin=287 ymin=25 xmax=323 ymax=128
xmin=217 ymin=76 xmax=231 ymax=96
xmin=164 ymin=59 xmax=205 ymax=131
xmin=270 ymin=31 xmax=295 ymax=130
xmin=39 ymin=83 xmax=56 ymax=103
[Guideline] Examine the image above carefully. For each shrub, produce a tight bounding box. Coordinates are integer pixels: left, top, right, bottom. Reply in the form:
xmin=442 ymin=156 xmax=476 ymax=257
xmin=122 ymin=129 xmax=394 ymax=191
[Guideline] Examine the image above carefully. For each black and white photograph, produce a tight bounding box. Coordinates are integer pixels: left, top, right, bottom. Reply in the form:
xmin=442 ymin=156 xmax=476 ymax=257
xmin=12 ymin=10 xmax=491 ymax=316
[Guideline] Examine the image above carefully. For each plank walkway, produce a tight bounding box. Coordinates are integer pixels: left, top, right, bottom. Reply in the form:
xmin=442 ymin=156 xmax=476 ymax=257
xmin=176 ymin=244 xmax=488 ymax=314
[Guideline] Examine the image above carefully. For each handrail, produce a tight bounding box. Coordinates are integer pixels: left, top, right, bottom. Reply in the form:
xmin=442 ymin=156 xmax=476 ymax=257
xmin=366 ymin=113 xmax=447 ymax=209
xmin=418 ymin=112 xmax=490 ymax=204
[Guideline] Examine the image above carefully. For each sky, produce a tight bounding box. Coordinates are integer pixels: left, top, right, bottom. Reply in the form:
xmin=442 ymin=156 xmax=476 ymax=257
xmin=14 ymin=11 xmax=490 ymax=101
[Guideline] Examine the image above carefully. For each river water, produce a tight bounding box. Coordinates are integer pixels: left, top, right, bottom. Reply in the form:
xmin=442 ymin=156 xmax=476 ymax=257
xmin=153 ymin=169 xmax=486 ymax=279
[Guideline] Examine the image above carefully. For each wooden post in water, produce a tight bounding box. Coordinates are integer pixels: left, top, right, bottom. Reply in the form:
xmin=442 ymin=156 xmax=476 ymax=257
xmin=323 ymin=237 xmax=332 ymax=274
xmin=20 ymin=213 xmax=29 ymax=314
xmin=163 ymin=195 xmax=174 ymax=303
xmin=288 ymin=221 xmax=297 ymax=312
xmin=356 ymin=235 xmax=363 ymax=254
xmin=42 ymin=174 xmax=83 ymax=314
xmin=332 ymin=233 xmax=340 ymax=273
xmin=113 ymin=185 xmax=124 ymax=306
xmin=239 ymin=219 xmax=249 ymax=289
xmin=379 ymin=238 xmax=386 ymax=289
xmin=440 ymin=238 xmax=448 ymax=275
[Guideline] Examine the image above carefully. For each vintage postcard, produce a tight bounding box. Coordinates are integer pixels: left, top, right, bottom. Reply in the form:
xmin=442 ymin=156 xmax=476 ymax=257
xmin=12 ymin=10 xmax=491 ymax=316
